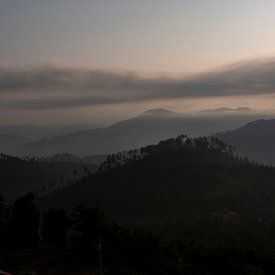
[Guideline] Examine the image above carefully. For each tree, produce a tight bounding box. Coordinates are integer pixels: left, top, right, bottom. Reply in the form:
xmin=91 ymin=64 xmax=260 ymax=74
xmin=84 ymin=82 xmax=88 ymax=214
xmin=10 ymin=193 xmax=41 ymax=248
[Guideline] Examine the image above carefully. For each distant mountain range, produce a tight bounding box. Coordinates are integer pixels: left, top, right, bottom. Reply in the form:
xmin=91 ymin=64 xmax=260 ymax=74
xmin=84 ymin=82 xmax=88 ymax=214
xmin=197 ymin=107 xmax=252 ymax=115
xmin=0 ymin=124 xmax=98 ymax=139
xmin=0 ymin=108 xmax=274 ymax=163
xmin=10 ymin=109 xmax=257 ymax=157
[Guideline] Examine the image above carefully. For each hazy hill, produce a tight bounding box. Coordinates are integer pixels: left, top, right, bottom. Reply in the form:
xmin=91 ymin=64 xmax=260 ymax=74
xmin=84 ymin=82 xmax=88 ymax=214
xmin=0 ymin=135 xmax=32 ymax=155
xmin=0 ymin=154 xmax=98 ymax=201
xmin=0 ymin=124 xmax=97 ymax=139
xmin=43 ymin=153 xmax=107 ymax=164
xmin=14 ymin=109 xmax=248 ymax=157
xmin=39 ymin=135 xmax=275 ymax=235
xmin=217 ymin=119 xmax=275 ymax=165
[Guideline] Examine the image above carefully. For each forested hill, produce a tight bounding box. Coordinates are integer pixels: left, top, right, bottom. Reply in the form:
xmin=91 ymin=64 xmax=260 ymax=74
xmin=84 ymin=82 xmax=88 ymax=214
xmin=0 ymin=154 xmax=97 ymax=200
xmin=40 ymin=135 xmax=275 ymax=235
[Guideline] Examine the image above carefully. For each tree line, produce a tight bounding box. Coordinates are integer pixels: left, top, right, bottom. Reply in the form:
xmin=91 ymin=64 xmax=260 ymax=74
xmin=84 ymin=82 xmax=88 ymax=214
xmin=1 ymin=193 xmax=275 ymax=274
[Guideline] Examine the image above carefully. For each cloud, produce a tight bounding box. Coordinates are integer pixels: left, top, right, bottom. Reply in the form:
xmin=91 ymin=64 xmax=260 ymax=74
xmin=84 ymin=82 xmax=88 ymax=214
xmin=1 ymin=56 xmax=275 ymax=109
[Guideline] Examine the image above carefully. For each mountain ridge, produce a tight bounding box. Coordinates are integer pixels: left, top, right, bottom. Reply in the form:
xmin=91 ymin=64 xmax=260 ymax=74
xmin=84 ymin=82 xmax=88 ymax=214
xmin=217 ymin=119 xmax=275 ymax=164
xmin=13 ymin=109 xmax=254 ymax=157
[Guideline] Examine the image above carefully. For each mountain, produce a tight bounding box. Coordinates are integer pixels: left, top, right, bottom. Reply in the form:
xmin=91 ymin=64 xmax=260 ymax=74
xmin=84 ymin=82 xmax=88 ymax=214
xmin=39 ymin=135 xmax=275 ymax=236
xmin=14 ymin=109 xmax=250 ymax=157
xmin=0 ymin=124 xmax=98 ymax=139
xmin=217 ymin=119 xmax=275 ymax=165
xmin=0 ymin=134 xmax=32 ymax=155
xmin=0 ymin=154 xmax=98 ymax=201
xmin=142 ymin=108 xmax=177 ymax=116
xmin=6 ymin=135 xmax=275 ymax=273
xmin=197 ymin=107 xmax=252 ymax=115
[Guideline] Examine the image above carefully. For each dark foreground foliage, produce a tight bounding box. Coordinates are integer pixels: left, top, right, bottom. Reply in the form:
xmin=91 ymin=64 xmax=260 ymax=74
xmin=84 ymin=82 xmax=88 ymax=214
xmin=3 ymin=136 xmax=275 ymax=273
xmin=1 ymin=194 xmax=275 ymax=274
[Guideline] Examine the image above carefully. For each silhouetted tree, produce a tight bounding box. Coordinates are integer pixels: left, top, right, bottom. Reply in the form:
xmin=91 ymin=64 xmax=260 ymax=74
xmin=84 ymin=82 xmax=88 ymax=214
xmin=10 ymin=193 xmax=41 ymax=248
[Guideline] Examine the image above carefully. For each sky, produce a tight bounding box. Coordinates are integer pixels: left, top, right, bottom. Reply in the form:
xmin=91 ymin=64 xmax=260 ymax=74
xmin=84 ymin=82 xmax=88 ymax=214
xmin=1 ymin=0 xmax=275 ymax=125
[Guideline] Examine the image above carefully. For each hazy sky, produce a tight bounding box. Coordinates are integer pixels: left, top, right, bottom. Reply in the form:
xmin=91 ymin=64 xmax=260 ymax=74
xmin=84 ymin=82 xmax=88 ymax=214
xmin=1 ymin=0 xmax=275 ymax=124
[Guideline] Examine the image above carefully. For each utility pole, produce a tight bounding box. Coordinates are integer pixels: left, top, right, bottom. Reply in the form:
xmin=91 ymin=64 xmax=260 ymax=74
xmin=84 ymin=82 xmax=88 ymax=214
xmin=97 ymin=237 xmax=103 ymax=275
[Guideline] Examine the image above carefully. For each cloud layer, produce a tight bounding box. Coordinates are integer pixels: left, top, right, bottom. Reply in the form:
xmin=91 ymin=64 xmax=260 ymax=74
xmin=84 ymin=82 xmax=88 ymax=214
xmin=1 ymin=56 xmax=275 ymax=109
